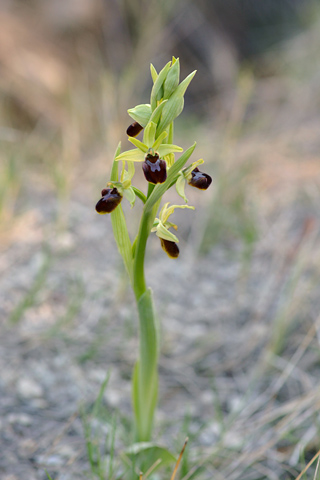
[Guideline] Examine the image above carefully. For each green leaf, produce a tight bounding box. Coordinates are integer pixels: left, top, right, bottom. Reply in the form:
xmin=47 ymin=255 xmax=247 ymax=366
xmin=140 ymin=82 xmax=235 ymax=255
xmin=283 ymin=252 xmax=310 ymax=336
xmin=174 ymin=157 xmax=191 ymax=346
xmin=132 ymin=288 xmax=159 ymax=441
xmin=110 ymin=146 xmax=133 ymax=283
xmin=132 ymin=187 xmax=147 ymax=204
xmin=111 ymin=204 xmax=133 ymax=283
xmin=127 ymin=104 xmax=152 ymax=127
xmin=150 ymin=61 xmax=171 ymax=110
xmin=157 ymin=70 xmax=196 ymax=135
xmin=144 ymin=142 xmax=196 ymax=213
xmin=124 ymin=442 xmax=176 ymax=473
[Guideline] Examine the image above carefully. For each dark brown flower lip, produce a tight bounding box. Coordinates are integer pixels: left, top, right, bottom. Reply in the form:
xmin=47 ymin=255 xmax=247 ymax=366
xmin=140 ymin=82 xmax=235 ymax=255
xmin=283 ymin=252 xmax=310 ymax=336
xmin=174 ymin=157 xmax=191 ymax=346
xmin=126 ymin=121 xmax=143 ymax=137
xmin=160 ymin=238 xmax=179 ymax=259
xmin=95 ymin=187 xmax=122 ymax=214
xmin=142 ymin=153 xmax=167 ymax=184
xmin=188 ymin=167 xmax=212 ymax=190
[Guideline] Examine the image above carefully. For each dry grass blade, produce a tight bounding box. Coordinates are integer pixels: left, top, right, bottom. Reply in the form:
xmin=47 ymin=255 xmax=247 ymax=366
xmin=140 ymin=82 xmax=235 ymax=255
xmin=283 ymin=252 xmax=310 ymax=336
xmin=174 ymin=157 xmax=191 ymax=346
xmin=143 ymin=458 xmax=162 ymax=479
xmin=294 ymin=448 xmax=320 ymax=480
xmin=171 ymin=437 xmax=189 ymax=480
xmin=314 ymin=454 xmax=320 ymax=480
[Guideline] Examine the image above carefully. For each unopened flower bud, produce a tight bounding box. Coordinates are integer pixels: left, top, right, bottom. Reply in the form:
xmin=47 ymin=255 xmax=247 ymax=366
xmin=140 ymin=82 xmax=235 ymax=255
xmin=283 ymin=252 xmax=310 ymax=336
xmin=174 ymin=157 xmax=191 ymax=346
xmin=126 ymin=122 xmax=143 ymax=137
xmin=160 ymin=238 xmax=179 ymax=259
xmin=142 ymin=151 xmax=167 ymax=184
xmin=95 ymin=187 xmax=122 ymax=214
xmin=188 ymin=167 xmax=212 ymax=190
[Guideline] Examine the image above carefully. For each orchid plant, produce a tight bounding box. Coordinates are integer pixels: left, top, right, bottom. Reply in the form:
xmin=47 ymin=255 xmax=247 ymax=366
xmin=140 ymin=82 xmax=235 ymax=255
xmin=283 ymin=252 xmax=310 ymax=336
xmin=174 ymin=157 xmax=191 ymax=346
xmin=96 ymin=58 xmax=211 ymax=444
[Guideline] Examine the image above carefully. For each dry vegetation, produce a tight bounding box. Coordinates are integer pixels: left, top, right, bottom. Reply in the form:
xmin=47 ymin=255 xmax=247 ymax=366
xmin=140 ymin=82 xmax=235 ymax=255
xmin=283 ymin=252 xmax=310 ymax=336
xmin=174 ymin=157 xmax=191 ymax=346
xmin=1 ymin=1 xmax=320 ymax=479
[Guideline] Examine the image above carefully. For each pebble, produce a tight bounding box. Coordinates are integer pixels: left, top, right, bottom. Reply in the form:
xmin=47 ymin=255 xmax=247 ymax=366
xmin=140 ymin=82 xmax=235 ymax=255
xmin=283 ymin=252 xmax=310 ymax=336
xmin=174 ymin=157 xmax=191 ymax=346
xmin=8 ymin=413 xmax=33 ymax=426
xmin=16 ymin=377 xmax=44 ymax=399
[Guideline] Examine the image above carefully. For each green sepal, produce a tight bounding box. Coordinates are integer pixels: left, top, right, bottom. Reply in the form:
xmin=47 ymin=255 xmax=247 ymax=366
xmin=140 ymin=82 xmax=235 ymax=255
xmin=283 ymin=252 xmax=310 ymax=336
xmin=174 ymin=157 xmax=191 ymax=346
xmin=163 ymin=57 xmax=180 ymax=99
xmin=157 ymin=70 xmax=197 ymax=135
xmin=123 ymin=186 xmax=136 ymax=207
xmin=144 ymin=142 xmax=196 ymax=213
xmin=176 ymin=173 xmax=188 ymax=202
xmin=115 ymin=149 xmax=145 ymax=162
xmin=143 ymin=121 xmax=157 ymax=147
xmin=127 ymin=104 xmax=152 ymax=127
xmin=155 ymin=222 xmax=179 ymax=243
xmin=150 ymin=61 xmax=171 ymax=110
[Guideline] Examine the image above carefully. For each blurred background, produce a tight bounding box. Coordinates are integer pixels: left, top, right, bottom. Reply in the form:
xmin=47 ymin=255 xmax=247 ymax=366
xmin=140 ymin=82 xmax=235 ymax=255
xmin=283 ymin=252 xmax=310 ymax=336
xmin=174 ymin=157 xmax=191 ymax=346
xmin=1 ymin=1 xmax=320 ymax=479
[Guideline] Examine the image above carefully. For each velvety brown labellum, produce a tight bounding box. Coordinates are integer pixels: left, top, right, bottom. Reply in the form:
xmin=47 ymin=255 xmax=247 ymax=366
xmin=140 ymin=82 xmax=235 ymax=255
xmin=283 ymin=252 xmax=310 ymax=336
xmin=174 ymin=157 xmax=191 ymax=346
xmin=188 ymin=167 xmax=212 ymax=190
xmin=95 ymin=187 xmax=122 ymax=214
xmin=160 ymin=238 xmax=179 ymax=259
xmin=126 ymin=121 xmax=143 ymax=137
xmin=142 ymin=152 xmax=167 ymax=184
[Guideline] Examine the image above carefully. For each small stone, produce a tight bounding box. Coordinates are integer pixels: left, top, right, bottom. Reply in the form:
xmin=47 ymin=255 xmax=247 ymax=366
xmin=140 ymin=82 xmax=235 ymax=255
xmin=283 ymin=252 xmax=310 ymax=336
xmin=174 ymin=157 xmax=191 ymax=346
xmin=17 ymin=377 xmax=44 ymax=399
xmin=8 ymin=413 xmax=33 ymax=426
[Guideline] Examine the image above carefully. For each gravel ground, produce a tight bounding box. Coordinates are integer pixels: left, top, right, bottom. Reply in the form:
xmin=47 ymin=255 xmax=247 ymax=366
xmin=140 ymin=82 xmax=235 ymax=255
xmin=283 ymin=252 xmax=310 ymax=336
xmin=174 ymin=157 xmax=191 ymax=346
xmin=1 ymin=172 xmax=320 ymax=480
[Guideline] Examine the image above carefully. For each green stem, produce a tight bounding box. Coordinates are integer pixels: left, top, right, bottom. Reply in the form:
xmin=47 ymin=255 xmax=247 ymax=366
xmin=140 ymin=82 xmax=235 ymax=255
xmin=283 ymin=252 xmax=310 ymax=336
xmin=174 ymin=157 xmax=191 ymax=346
xmin=132 ymin=195 xmax=160 ymax=441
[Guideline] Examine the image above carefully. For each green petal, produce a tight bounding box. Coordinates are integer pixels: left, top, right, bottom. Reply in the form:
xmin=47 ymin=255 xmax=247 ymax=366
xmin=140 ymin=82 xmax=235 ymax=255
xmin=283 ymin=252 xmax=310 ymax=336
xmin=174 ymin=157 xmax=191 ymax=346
xmin=128 ymin=137 xmax=148 ymax=153
xmin=115 ymin=149 xmax=145 ymax=162
xmin=152 ymin=131 xmax=168 ymax=151
xmin=155 ymin=222 xmax=179 ymax=243
xmin=161 ymin=203 xmax=195 ymax=224
xmin=127 ymin=104 xmax=152 ymax=127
